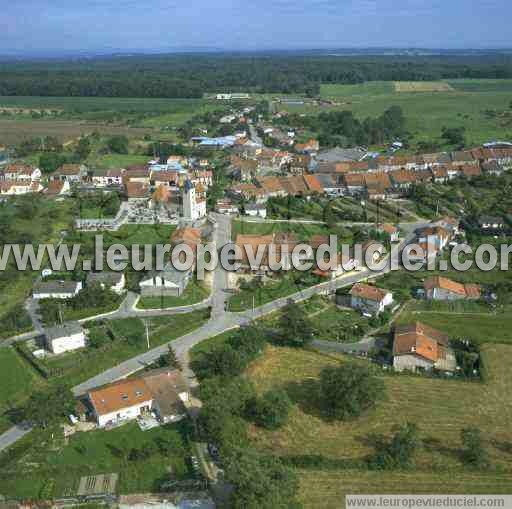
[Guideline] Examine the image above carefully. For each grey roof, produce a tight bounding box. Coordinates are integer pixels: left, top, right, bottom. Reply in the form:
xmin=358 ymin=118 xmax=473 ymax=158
xmin=140 ymin=264 xmax=190 ymax=287
xmin=34 ymin=280 xmax=81 ymax=294
xmin=87 ymin=272 xmax=123 ymax=285
xmin=245 ymin=203 xmax=266 ymax=211
xmin=45 ymin=321 xmax=83 ymax=340
xmin=316 ymin=147 xmax=367 ymax=163
xmin=314 ymin=173 xmax=336 ymax=188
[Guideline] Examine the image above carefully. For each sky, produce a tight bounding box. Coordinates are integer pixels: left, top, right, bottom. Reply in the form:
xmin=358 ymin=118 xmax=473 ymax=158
xmin=1 ymin=0 xmax=511 ymax=56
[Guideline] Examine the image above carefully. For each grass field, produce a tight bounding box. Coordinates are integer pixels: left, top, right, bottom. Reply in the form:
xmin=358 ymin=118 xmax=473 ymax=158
xmin=85 ymin=153 xmax=150 ymax=169
xmin=137 ymin=279 xmax=210 ymax=309
xmin=313 ymin=80 xmax=512 ymax=146
xmin=0 ymin=421 xmax=193 ymax=499
xmin=0 ymin=348 xmax=43 ymax=434
xmin=247 ymin=344 xmax=512 ymax=508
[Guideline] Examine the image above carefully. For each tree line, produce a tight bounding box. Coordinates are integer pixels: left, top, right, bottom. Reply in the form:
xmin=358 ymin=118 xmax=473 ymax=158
xmin=1 ymin=54 xmax=512 ymax=98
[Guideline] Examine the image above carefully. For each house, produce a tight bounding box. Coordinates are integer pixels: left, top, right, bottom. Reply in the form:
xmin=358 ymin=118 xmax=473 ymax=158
xmin=52 ymin=164 xmax=87 ymax=183
xmin=124 ymin=167 xmax=152 ymax=184
xmin=170 ymin=227 xmax=202 ymax=257
xmin=424 ymin=276 xmax=481 ymax=301
xmin=416 ymin=225 xmax=451 ymax=251
xmin=478 ymin=216 xmax=506 ymax=233
xmin=141 ymin=368 xmax=190 ymax=423
xmin=44 ymin=179 xmax=70 ymax=197
xmin=295 ymin=139 xmax=319 ymax=154
xmin=33 ymin=280 xmax=83 ymax=299
xmin=379 ymin=223 xmax=400 ymax=242
xmin=362 ymin=240 xmax=386 ymax=264
xmin=4 ymin=163 xmax=41 ymax=182
xmin=315 ymin=174 xmax=343 ymax=197
xmin=313 ymin=253 xmax=359 ymax=279
xmin=139 ymin=264 xmax=192 ymax=297
xmin=45 ymin=322 xmax=86 ymax=355
xmin=244 ymin=202 xmax=267 ymax=218
xmin=342 ymin=173 xmax=366 ymax=195
xmin=431 ymin=166 xmax=449 ymax=184
xmin=88 ymin=378 xmax=154 ymax=427
xmin=125 ymin=181 xmax=150 ymax=201
xmin=87 ymin=272 xmax=126 ymax=294
xmin=152 ymin=171 xmax=180 ymax=190
xmin=393 ymin=322 xmax=456 ymax=373
xmin=481 ymin=160 xmax=503 ymax=176
xmin=0 ymin=180 xmax=43 ymax=195
xmin=350 ymin=283 xmax=393 ymax=316
xmin=235 ymin=233 xmax=299 ymax=272
xmin=230 ymin=155 xmax=259 ymax=181
xmin=92 ymin=168 xmax=125 ymax=187
xmin=216 ymin=199 xmax=239 ymax=215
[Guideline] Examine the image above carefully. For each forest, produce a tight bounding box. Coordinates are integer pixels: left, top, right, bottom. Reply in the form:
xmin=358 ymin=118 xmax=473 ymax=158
xmin=1 ymin=54 xmax=512 ymax=98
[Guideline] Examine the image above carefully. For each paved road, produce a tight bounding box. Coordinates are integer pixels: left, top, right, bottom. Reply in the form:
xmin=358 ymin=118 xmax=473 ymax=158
xmin=0 ymin=423 xmax=32 ymax=453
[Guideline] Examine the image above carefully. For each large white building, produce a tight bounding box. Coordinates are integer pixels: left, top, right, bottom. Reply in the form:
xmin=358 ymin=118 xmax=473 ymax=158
xmin=88 ymin=378 xmax=154 ymax=427
xmin=45 ymin=322 xmax=86 ymax=355
xmin=350 ymin=283 xmax=393 ymax=316
xmin=33 ymin=281 xmax=83 ymax=300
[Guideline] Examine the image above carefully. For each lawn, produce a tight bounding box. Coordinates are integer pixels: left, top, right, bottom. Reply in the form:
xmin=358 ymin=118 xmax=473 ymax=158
xmin=0 ymin=421 xmax=194 ymax=499
xmin=246 ymin=344 xmax=512 ymax=508
xmin=0 ymin=348 xmax=44 ymax=434
xmin=137 ymin=279 xmax=210 ymax=309
xmin=228 ymin=273 xmax=320 ymax=312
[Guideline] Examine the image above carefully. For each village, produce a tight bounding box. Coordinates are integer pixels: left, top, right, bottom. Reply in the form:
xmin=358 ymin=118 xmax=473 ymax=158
xmin=1 ymin=86 xmax=512 ymax=508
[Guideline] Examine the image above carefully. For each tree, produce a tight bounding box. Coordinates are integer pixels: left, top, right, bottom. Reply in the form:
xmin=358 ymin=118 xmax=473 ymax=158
xmin=461 ymin=427 xmax=489 ymax=469
xmin=441 ymin=126 xmax=466 ymax=146
xmin=252 ymin=389 xmax=292 ymax=430
xmin=23 ymin=385 xmax=75 ymax=429
xmin=319 ymin=363 xmax=385 ymax=420
xmin=279 ymin=300 xmax=314 ymax=347
xmin=107 ymin=135 xmax=129 ymax=154
xmin=370 ymin=422 xmax=420 ymax=469
xmin=39 ymin=152 xmax=65 ymax=174
xmin=225 ymin=449 xmax=301 ymax=509
xmin=76 ymin=136 xmax=92 ymax=161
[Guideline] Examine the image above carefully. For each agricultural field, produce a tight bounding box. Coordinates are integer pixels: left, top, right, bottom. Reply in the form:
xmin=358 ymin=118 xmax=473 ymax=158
xmin=300 ymin=79 xmax=512 ymax=147
xmin=0 ymin=421 xmax=194 ymax=499
xmin=394 ymin=81 xmax=454 ymax=92
xmin=0 ymin=96 xmax=217 ymax=143
xmin=246 ymin=344 xmax=512 ymax=508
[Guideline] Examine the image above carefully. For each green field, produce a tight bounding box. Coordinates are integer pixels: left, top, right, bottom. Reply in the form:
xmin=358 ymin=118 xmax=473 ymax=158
xmin=0 ymin=96 xmax=213 ymax=114
xmin=0 ymin=421 xmax=193 ymax=499
xmin=247 ymin=343 xmax=512 ymax=508
xmin=85 ymin=153 xmax=150 ymax=169
xmin=308 ymin=80 xmax=512 ymax=146
xmin=0 ymin=348 xmax=43 ymax=433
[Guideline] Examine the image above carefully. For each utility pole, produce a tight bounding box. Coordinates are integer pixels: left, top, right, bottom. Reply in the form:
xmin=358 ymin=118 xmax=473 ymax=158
xmin=144 ymin=320 xmax=150 ymax=350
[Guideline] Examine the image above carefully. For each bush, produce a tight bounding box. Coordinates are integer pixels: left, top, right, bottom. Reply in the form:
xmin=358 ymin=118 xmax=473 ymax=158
xmin=320 ymin=363 xmax=385 ymax=420
xmin=461 ymin=427 xmax=489 ymax=469
xmin=370 ymin=422 xmax=420 ymax=470
xmin=252 ymin=389 xmax=292 ymax=430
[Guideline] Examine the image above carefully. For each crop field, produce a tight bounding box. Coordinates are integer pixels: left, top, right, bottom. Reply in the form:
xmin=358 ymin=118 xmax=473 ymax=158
xmin=394 ymin=81 xmax=455 ymax=92
xmin=0 ymin=119 xmax=155 ymax=144
xmin=247 ymin=344 xmax=512 ymax=508
xmin=0 ymin=96 xmax=217 ymax=143
xmin=312 ymin=80 xmax=512 ymax=146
